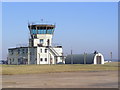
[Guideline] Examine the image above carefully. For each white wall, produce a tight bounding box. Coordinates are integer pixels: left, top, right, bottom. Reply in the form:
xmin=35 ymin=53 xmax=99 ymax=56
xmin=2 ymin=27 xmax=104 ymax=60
xmin=37 ymin=46 xmax=64 ymax=64
xmin=37 ymin=47 xmax=49 ymax=64
xmin=33 ymin=34 xmax=53 ymax=46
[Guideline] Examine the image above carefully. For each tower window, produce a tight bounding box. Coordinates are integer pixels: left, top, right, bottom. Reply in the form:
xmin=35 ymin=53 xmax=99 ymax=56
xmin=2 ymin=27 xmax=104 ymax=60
xmin=47 ymin=29 xmax=53 ymax=34
xmin=31 ymin=29 xmax=37 ymax=34
xmin=40 ymin=30 xmax=43 ymax=34
xmin=40 ymin=49 xmax=42 ymax=53
xmin=40 ymin=39 xmax=44 ymax=44
xmin=45 ymin=58 xmax=47 ymax=61
xmin=40 ymin=58 xmax=43 ymax=61
xmin=43 ymin=30 xmax=47 ymax=34
xmin=38 ymin=30 xmax=41 ymax=34
xmin=38 ymin=29 xmax=47 ymax=34
xmin=45 ymin=49 xmax=47 ymax=53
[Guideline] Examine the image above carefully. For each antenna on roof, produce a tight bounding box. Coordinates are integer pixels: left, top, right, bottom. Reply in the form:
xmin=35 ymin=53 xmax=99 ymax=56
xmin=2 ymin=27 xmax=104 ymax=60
xmin=70 ymin=48 xmax=73 ymax=64
xmin=84 ymin=52 xmax=87 ymax=64
xmin=71 ymin=49 xmax=72 ymax=55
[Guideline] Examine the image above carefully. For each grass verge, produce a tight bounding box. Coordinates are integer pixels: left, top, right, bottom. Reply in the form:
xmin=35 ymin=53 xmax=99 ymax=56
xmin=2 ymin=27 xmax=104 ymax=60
xmin=1 ymin=62 xmax=119 ymax=75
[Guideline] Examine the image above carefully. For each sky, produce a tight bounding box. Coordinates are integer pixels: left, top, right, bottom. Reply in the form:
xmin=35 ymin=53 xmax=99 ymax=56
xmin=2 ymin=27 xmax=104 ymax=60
xmin=1 ymin=2 xmax=118 ymax=60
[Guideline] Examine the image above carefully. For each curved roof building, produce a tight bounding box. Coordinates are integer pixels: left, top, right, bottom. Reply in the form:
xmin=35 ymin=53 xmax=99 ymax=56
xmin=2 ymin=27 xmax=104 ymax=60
xmin=65 ymin=52 xmax=104 ymax=64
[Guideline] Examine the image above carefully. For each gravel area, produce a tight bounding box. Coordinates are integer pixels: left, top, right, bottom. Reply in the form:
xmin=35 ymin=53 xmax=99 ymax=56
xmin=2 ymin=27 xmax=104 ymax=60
xmin=2 ymin=71 xmax=118 ymax=88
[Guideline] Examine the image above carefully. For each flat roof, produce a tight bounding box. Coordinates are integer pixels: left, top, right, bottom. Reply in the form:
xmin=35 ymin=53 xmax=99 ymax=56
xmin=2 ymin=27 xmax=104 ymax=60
xmin=8 ymin=47 xmax=37 ymax=50
xmin=28 ymin=24 xmax=55 ymax=28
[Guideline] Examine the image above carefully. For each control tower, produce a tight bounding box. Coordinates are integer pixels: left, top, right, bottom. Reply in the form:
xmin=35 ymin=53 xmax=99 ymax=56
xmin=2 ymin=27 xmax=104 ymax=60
xmin=28 ymin=23 xmax=64 ymax=64
xmin=7 ymin=22 xmax=64 ymax=65
xmin=28 ymin=23 xmax=55 ymax=47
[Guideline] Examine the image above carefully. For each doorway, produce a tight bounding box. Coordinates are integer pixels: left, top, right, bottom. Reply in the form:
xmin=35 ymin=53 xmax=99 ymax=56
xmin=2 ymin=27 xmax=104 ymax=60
xmin=47 ymin=39 xmax=50 ymax=46
xmin=96 ymin=56 xmax=101 ymax=64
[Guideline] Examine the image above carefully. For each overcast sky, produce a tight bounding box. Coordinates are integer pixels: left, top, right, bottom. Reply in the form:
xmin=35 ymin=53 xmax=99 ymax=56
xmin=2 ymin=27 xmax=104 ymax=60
xmin=1 ymin=2 xmax=118 ymax=60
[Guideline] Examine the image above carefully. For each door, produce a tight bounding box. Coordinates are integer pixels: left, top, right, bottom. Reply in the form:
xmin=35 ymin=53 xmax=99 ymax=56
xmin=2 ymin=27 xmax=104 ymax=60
xmin=96 ymin=56 xmax=101 ymax=64
xmin=50 ymin=58 xmax=52 ymax=64
xmin=47 ymin=39 xmax=50 ymax=46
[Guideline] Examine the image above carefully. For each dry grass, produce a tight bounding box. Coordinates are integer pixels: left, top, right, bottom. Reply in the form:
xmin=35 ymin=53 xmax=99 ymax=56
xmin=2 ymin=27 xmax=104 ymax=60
xmin=1 ymin=62 xmax=119 ymax=75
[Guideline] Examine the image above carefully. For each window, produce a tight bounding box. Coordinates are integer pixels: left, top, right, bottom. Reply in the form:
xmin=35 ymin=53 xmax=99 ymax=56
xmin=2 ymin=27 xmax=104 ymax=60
xmin=37 ymin=29 xmax=48 ymax=34
xmin=11 ymin=50 xmax=13 ymax=55
xmin=40 ymin=39 xmax=44 ymax=44
xmin=40 ymin=58 xmax=43 ymax=61
xmin=38 ymin=29 xmax=41 ymax=34
xmin=40 ymin=30 xmax=44 ymax=34
xmin=13 ymin=58 xmax=14 ymax=62
xmin=18 ymin=59 xmax=20 ymax=62
xmin=43 ymin=30 xmax=47 ymax=34
xmin=34 ymin=35 xmax=37 ymax=38
xmin=18 ymin=49 xmax=20 ymax=54
xmin=45 ymin=58 xmax=47 ymax=61
xmin=45 ymin=49 xmax=47 ymax=53
xmin=31 ymin=29 xmax=37 ymax=34
xmin=47 ymin=29 xmax=53 ymax=34
xmin=40 ymin=49 xmax=42 ymax=53
xmin=26 ymin=49 xmax=28 ymax=53
xmin=22 ymin=49 xmax=24 ymax=54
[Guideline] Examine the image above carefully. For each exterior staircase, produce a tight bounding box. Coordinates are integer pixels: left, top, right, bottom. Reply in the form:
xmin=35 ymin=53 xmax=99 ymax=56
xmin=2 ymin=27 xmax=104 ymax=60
xmin=48 ymin=46 xmax=60 ymax=57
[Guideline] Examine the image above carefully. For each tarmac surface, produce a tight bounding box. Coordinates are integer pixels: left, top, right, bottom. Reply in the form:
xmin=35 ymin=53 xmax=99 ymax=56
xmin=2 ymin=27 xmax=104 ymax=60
xmin=2 ymin=71 xmax=118 ymax=88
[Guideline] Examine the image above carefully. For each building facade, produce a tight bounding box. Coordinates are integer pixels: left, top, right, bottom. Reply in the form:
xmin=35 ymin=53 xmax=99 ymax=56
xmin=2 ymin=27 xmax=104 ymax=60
xmin=8 ymin=23 xmax=64 ymax=65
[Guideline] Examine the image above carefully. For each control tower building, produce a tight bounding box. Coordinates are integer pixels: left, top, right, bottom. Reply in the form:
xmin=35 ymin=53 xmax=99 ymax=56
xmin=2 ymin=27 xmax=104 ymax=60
xmin=7 ymin=23 xmax=64 ymax=65
xmin=28 ymin=23 xmax=64 ymax=64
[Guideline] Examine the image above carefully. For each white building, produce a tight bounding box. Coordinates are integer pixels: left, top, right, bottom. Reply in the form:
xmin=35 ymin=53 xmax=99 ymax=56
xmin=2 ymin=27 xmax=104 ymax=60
xmin=7 ymin=23 xmax=105 ymax=65
xmin=8 ymin=23 xmax=65 ymax=65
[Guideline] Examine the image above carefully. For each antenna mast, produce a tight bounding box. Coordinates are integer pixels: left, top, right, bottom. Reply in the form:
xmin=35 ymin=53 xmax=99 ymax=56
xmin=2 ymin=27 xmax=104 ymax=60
xmin=110 ymin=52 xmax=112 ymax=62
